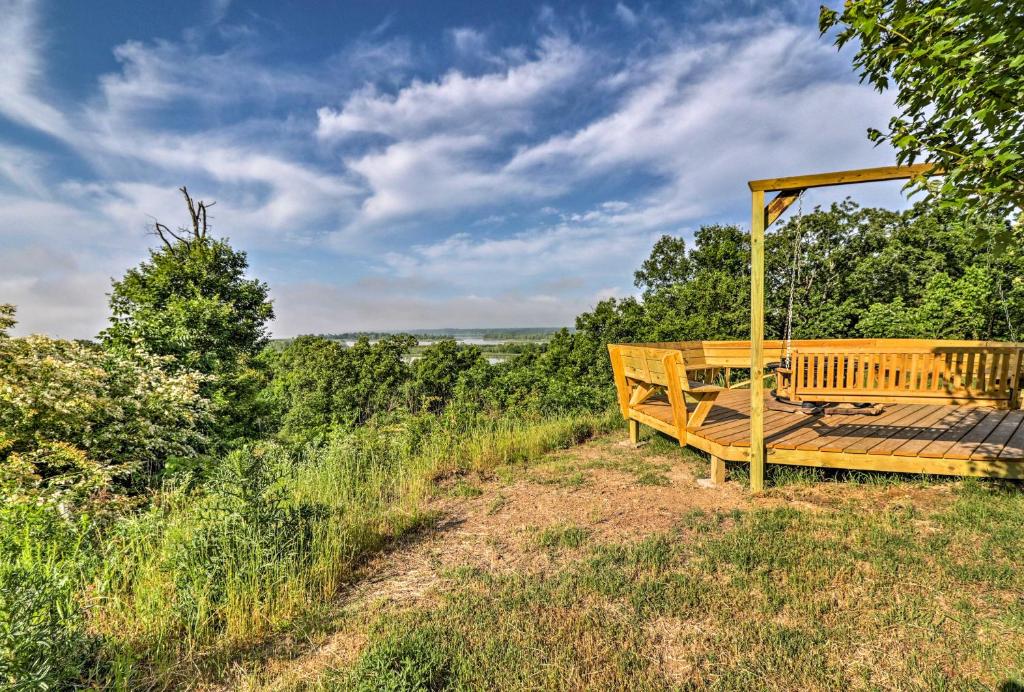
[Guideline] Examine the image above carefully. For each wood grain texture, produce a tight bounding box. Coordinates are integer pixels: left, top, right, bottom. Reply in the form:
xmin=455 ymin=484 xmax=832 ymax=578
xmin=611 ymin=340 xmax=1024 ymax=482
xmin=750 ymin=189 xmax=766 ymax=492
xmin=748 ymin=163 xmax=939 ymax=192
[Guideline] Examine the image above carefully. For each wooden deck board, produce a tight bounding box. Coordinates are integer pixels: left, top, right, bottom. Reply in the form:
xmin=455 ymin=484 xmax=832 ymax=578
xmin=997 ymin=414 xmax=1024 ymax=460
xmin=841 ymin=405 xmax=941 ymax=454
xmin=864 ymin=405 xmax=960 ymax=456
xmin=890 ymin=407 xmax=974 ymax=457
xmin=626 ymin=388 xmax=1024 ymax=474
xmin=769 ymin=418 xmax=836 ymax=451
xmin=713 ymin=411 xmax=797 ymax=447
xmin=694 ymin=404 xmax=755 ymax=437
xmin=941 ymin=410 xmax=1011 ymax=460
xmin=632 ymin=399 xmax=674 ymax=426
xmin=971 ymin=411 xmax=1024 ymax=460
xmin=916 ymin=409 xmax=991 ymax=459
xmin=801 ymin=406 xmax=924 ymax=453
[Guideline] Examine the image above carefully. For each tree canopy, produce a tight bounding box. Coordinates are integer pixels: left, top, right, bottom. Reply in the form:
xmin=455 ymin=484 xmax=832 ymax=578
xmin=576 ymin=201 xmax=1023 ymax=349
xmin=102 ymin=189 xmax=275 ymax=447
xmin=821 ymin=0 xmax=1024 ymax=233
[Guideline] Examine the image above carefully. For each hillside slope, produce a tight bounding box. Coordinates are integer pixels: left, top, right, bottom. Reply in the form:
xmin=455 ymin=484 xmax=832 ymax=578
xmin=224 ymin=433 xmax=1024 ymax=691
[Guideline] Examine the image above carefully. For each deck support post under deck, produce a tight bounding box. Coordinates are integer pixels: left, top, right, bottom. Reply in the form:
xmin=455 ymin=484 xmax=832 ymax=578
xmin=628 ymin=419 xmax=640 ymax=445
xmin=710 ymin=454 xmax=726 ymax=485
xmin=749 ymin=189 xmax=766 ymax=492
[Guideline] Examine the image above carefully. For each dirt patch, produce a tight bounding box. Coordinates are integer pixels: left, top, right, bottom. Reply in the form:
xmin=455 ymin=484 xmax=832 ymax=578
xmin=764 ymin=480 xmax=958 ymax=514
xmin=237 ymin=623 xmax=368 ymax=692
xmin=342 ymin=446 xmax=748 ymax=611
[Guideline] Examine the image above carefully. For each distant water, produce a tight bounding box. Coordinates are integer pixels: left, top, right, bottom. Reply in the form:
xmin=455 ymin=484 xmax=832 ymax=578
xmin=342 ymin=335 xmax=532 ymax=347
xmin=405 ymin=355 xmax=507 ymax=364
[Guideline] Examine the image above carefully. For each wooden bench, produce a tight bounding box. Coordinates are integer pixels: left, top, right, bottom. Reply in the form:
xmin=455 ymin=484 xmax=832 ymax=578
xmin=776 ymin=343 xmax=1024 ymax=409
xmin=608 ymin=344 xmax=726 ymax=446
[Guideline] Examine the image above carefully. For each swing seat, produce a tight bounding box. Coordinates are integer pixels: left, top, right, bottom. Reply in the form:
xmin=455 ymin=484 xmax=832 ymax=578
xmin=776 ymin=344 xmax=1024 ymax=409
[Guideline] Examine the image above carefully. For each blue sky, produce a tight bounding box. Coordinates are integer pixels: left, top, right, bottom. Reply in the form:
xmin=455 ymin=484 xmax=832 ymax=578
xmin=0 ymin=0 xmax=909 ymax=338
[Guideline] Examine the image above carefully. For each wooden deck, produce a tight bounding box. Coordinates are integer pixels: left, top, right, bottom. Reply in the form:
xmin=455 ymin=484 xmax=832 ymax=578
xmin=634 ymin=389 xmax=1024 ymax=479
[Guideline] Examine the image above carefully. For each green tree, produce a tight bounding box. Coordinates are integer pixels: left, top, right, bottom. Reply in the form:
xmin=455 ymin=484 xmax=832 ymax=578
xmin=338 ymin=335 xmax=417 ymax=426
xmin=264 ymin=335 xmax=417 ymax=438
xmin=582 ymin=201 xmax=1023 ymax=349
xmin=413 ymin=339 xmax=486 ymax=413
xmin=633 ymin=235 xmax=690 ymax=294
xmin=0 ymin=331 xmax=208 ymax=500
xmin=821 ymin=0 xmax=1024 ymax=231
xmin=642 ymin=225 xmax=750 ymax=341
xmin=0 ymin=304 xmax=14 ymax=338
xmin=102 ymin=188 xmax=274 ymax=445
xmin=260 ymin=336 xmax=348 ymax=442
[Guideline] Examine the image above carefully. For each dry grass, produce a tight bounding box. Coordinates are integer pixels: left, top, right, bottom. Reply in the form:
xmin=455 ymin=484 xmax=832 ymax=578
xmin=227 ymin=428 xmax=1024 ymax=691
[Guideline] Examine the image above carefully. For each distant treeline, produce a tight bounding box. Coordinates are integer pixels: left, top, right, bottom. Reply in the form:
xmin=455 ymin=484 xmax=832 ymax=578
xmin=302 ymin=327 xmax=564 ymax=341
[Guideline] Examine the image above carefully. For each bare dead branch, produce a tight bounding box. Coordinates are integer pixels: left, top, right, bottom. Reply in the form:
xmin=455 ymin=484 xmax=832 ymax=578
xmin=179 ymin=186 xmax=214 ymax=240
xmin=148 ymin=186 xmax=216 ymax=250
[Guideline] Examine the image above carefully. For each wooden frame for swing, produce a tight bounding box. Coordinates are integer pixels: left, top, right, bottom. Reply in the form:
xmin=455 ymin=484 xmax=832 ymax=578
xmin=607 ymin=164 xmax=1024 ymax=490
xmin=747 ymin=164 xmax=939 ymax=491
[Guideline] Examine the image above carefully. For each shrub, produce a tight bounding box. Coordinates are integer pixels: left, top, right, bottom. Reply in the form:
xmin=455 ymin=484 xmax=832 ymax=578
xmin=0 ymin=335 xmax=209 ymax=496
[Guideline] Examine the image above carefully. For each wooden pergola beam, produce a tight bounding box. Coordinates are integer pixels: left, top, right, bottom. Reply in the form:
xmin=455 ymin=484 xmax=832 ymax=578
xmin=746 ymin=162 xmax=941 ymax=493
xmin=749 ymin=163 xmax=939 ymax=193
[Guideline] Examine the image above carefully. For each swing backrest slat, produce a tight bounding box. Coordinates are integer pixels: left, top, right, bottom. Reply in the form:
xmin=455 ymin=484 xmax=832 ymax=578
xmin=779 ymin=343 xmax=1024 ymax=408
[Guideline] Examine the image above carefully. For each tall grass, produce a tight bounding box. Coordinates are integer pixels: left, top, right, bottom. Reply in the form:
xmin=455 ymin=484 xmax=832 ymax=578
xmin=75 ymin=408 xmax=619 ymax=687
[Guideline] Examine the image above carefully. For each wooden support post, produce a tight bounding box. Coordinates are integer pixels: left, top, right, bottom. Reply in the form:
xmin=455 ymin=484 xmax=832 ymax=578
xmin=686 ymin=396 xmax=716 ymax=432
xmin=750 ymin=189 xmax=766 ymax=492
xmin=629 ymin=418 xmax=641 ymax=445
xmin=710 ymin=454 xmax=726 ymax=485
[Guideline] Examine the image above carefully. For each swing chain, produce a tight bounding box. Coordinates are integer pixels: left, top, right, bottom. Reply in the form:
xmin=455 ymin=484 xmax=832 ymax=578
xmin=783 ymin=194 xmax=803 ymax=369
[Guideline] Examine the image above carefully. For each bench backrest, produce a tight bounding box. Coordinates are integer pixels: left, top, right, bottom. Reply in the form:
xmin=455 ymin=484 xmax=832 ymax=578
xmin=615 ymin=345 xmax=681 ymax=387
xmin=609 ymin=340 xmax=1024 ymax=412
xmin=784 ymin=345 xmax=1024 ymax=407
xmin=623 ymin=338 xmax=1023 ymax=370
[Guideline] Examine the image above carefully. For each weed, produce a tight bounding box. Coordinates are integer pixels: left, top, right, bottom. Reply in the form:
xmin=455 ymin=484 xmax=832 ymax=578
xmin=536 ymin=524 xmax=590 ymax=550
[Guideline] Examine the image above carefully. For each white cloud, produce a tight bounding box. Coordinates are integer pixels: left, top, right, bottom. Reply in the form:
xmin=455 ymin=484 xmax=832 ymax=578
xmin=331 ymin=20 xmax=900 ymax=231
xmin=93 ymin=38 xmax=328 ymax=124
xmin=0 ymin=142 xmax=49 ymax=195
xmin=615 ymin=2 xmax=639 ymax=27
xmin=449 ymin=27 xmax=488 ymax=56
xmin=503 ymin=23 xmax=899 ymax=224
xmin=378 ymin=199 xmax=662 ymax=297
xmin=319 ymin=35 xmax=591 ymax=226
xmin=0 ymin=0 xmax=70 ymax=137
xmin=0 ymin=1 xmax=908 ymax=336
xmin=1 ymin=270 xmax=111 ymax=339
xmin=206 ymin=0 xmax=232 ymax=25
xmin=317 ymin=35 xmax=585 ymax=141
xmin=270 ymin=202 xmax=661 ymax=335
xmin=270 ymin=281 xmax=590 ymax=335
xmin=343 ymin=134 xmax=546 ymax=223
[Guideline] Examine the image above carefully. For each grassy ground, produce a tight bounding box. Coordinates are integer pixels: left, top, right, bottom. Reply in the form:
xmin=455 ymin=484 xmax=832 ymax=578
xmin=73 ymin=412 xmax=620 ymax=689
xmin=231 ymin=429 xmax=1024 ymax=691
